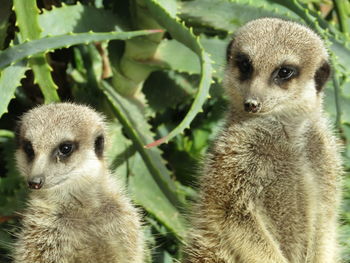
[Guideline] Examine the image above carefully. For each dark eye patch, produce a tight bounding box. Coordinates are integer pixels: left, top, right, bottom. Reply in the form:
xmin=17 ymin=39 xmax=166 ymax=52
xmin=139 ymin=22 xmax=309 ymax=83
xmin=22 ymin=140 xmax=35 ymax=162
xmin=234 ymin=53 xmax=253 ymax=81
xmin=94 ymin=135 xmax=104 ymax=159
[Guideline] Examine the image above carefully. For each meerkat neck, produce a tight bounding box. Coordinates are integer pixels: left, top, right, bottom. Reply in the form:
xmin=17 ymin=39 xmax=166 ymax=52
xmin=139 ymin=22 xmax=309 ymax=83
xmin=226 ymin=105 xmax=323 ymax=141
xmin=277 ymin=106 xmax=323 ymax=138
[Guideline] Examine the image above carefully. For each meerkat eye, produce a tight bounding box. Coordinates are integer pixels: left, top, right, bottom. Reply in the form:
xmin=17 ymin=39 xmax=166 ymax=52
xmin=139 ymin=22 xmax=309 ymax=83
xmin=277 ymin=67 xmax=295 ymax=79
xmin=58 ymin=142 xmax=75 ymax=157
xmin=273 ymin=66 xmax=298 ymax=84
xmin=235 ymin=53 xmax=253 ymax=80
xmin=239 ymin=60 xmax=251 ymax=73
xmin=23 ymin=140 xmax=35 ymax=161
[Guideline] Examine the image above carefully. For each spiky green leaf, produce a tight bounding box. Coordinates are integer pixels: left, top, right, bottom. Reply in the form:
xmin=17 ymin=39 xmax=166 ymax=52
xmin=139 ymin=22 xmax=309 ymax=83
xmin=0 ymin=0 xmax=11 ymax=50
xmin=0 ymin=30 xmax=161 ymax=70
xmin=144 ymin=0 xmax=213 ymax=147
xmin=39 ymin=3 xmax=125 ymax=36
xmin=107 ymin=121 xmax=186 ymax=238
xmin=150 ymin=39 xmax=200 ymax=74
xmin=101 ymin=80 xmax=185 ymax=209
xmin=179 ymin=0 xmax=298 ymax=33
xmin=143 ymin=71 xmax=196 ymax=113
xmin=0 ymin=134 xmax=27 ymax=216
xmin=13 ymin=0 xmax=60 ymax=103
xmin=0 ymin=61 xmax=29 ymax=118
xmin=200 ymin=35 xmax=229 ymax=81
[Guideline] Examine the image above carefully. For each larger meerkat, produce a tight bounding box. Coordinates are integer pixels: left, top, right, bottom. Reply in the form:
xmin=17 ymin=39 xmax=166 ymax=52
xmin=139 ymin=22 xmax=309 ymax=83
xmin=13 ymin=103 xmax=144 ymax=263
xmin=186 ymin=18 xmax=342 ymax=263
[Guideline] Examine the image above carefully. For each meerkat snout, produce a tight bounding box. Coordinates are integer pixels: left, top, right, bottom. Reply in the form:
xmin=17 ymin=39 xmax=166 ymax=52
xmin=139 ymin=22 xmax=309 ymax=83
xmin=27 ymin=175 xmax=45 ymax=190
xmin=244 ymin=98 xmax=261 ymax=113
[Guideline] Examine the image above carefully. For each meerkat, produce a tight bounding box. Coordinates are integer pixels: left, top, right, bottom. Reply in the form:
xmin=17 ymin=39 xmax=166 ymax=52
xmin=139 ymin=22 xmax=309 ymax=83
xmin=12 ymin=102 xmax=144 ymax=263
xmin=185 ymin=18 xmax=343 ymax=263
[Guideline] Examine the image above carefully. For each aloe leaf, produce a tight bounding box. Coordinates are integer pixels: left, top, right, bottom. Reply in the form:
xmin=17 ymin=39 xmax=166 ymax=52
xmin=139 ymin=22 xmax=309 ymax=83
xmin=334 ymin=0 xmax=350 ymax=34
xmin=0 ymin=129 xmax=14 ymax=140
xmin=271 ymin=0 xmax=338 ymax=32
xmin=200 ymin=35 xmax=230 ymax=81
xmin=179 ymin=0 xmax=298 ymax=33
xmin=330 ymin=40 xmax=350 ymax=76
xmin=156 ymin=0 xmax=178 ymax=17
xmin=143 ymin=0 xmax=213 ymax=147
xmin=110 ymin=0 xmax=166 ymax=97
xmin=29 ymin=57 xmax=61 ymax=103
xmin=153 ymin=39 xmax=200 ymax=74
xmin=107 ymin=121 xmax=186 ymax=238
xmin=126 ymin=38 xmax=201 ymax=75
xmin=128 ymin=153 xmax=186 ymax=238
xmin=0 ymin=61 xmax=29 ymax=118
xmin=0 ymin=30 xmax=161 ymax=70
xmin=13 ymin=0 xmax=60 ymax=103
xmin=325 ymin=86 xmax=350 ymax=124
xmin=143 ymin=71 xmax=196 ymax=113
xmin=0 ymin=134 xmax=27 ymax=216
xmin=39 ymin=3 xmax=125 ymax=36
xmin=101 ymin=80 xmax=185 ymax=208
xmin=0 ymin=0 xmax=11 ymax=50
xmin=13 ymin=0 xmax=40 ymax=40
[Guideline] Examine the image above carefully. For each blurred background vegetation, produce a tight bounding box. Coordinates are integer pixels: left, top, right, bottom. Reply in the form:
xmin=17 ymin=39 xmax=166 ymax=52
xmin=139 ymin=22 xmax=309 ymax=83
xmin=0 ymin=0 xmax=349 ymax=262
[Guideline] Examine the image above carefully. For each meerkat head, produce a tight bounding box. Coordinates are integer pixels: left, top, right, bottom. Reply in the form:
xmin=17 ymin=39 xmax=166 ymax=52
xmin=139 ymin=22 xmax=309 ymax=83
xmin=15 ymin=103 xmax=107 ymax=191
xmin=225 ymin=18 xmax=330 ymax=117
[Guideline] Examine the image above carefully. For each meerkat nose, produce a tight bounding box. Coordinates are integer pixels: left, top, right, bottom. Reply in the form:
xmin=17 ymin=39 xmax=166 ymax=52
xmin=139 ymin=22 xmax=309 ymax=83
xmin=28 ymin=175 xmax=45 ymax=190
xmin=244 ymin=99 xmax=261 ymax=113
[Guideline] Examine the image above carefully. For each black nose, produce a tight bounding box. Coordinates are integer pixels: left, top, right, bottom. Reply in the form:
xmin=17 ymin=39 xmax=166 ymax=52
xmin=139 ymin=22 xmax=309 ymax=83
xmin=244 ymin=99 xmax=261 ymax=113
xmin=28 ymin=175 xmax=45 ymax=190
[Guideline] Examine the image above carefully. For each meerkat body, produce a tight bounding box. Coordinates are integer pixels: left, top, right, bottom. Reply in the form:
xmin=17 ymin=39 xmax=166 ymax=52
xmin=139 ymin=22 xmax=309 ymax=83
xmin=186 ymin=18 xmax=342 ymax=263
xmin=13 ymin=103 xmax=144 ymax=263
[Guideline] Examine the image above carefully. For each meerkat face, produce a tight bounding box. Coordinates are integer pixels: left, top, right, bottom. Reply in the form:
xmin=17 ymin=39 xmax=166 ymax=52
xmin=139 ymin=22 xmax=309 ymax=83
xmin=225 ymin=18 xmax=330 ymax=117
xmin=15 ymin=103 xmax=107 ymax=190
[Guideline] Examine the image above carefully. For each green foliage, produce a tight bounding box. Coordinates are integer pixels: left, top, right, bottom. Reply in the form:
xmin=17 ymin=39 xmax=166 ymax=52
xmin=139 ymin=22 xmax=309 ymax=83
xmin=0 ymin=0 xmax=349 ymax=262
xmin=0 ymin=30 xmax=161 ymax=70
xmin=13 ymin=0 xmax=60 ymax=103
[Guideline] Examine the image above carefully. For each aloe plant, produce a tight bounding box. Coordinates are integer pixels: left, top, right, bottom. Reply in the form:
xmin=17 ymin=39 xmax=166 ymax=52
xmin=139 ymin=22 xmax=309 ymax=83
xmin=0 ymin=0 xmax=349 ymax=262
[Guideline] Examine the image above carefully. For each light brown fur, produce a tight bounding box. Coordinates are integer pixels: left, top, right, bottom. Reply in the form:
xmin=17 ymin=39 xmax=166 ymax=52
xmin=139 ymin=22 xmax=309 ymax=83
xmin=13 ymin=103 xmax=144 ymax=263
xmin=185 ymin=18 xmax=342 ymax=263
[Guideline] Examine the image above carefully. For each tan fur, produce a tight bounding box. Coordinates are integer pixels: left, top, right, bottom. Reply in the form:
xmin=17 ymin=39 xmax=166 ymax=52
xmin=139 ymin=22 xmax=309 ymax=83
xmin=185 ymin=18 xmax=342 ymax=263
xmin=13 ymin=103 xmax=144 ymax=263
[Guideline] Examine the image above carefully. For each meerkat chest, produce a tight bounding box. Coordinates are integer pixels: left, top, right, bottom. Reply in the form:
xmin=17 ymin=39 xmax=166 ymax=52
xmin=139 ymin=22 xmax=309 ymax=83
xmin=212 ymin=119 xmax=328 ymax=213
xmin=28 ymin=196 xmax=120 ymax=246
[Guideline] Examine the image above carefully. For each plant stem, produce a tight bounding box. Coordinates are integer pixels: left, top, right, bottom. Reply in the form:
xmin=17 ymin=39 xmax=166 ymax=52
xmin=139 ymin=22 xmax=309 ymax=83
xmin=333 ymin=0 xmax=349 ymax=34
xmin=332 ymin=73 xmax=342 ymax=131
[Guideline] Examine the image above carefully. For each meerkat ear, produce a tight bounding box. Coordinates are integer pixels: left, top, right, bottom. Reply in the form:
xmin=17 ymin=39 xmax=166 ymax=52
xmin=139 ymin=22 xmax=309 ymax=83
xmin=94 ymin=135 xmax=104 ymax=158
xmin=314 ymin=60 xmax=331 ymax=92
xmin=226 ymin=39 xmax=235 ymax=62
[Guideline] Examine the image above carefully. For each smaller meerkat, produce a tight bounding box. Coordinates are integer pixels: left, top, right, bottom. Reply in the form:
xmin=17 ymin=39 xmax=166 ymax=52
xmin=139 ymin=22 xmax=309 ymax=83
xmin=13 ymin=103 xmax=144 ymax=263
xmin=185 ymin=18 xmax=342 ymax=263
